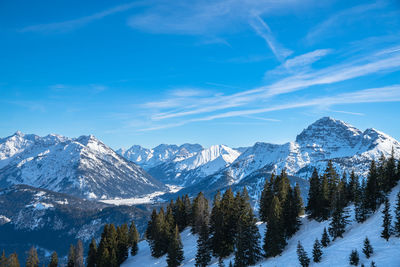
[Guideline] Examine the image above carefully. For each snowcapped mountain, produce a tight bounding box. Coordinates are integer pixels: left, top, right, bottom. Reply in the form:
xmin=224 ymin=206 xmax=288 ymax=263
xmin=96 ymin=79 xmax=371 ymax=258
xmin=138 ymin=145 xmax=241 ymax=186
xmin=0 ymin=132 xmax=166 ymax=199
xmin=117 ymin=143 xmax=204 ymax=169
xmin=224 ymin=117 xmax=400 ymax=183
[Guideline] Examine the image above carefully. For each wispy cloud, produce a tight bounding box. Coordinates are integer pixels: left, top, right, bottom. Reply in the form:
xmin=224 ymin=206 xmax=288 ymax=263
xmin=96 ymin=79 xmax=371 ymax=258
xmin=249 ymin=16 xmax=293 ymax=61
xmin=145 ymin=45 xmax=400 ymax=124
xmin=330 ymin=110 xmax=365 ymax=116
xmin=20 ymin=2 xmax=142 ymax=33
xmin=306 ymin=1 xmax=386 ymax=43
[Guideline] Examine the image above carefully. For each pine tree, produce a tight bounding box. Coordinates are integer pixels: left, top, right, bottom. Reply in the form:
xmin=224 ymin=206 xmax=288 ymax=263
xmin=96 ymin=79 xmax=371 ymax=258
xmin=191 ymin=192 xmax=209 ymax=234
xmin=26 ymin=246 xmax=39 ymax=267
xmin=312 ymin=238 xmax=322 ymax=263
xmin=129 ymin=221 xmax=140 ymax=256
xmin=210 ymin=191 xmax=225 ymax=261
xmin=116 ymin=224 xmax=129 ymax=264
xmin=325 ymin=160 xmax=340 ymax=209
xmin=381 ymin=197 xmax=392 ymax=241
xmin=0 ymin=250 xmax=7 ymax=267
xmin=67 ymin=244 xmax=75 ymax=267
xmin=87 ymin=238 xmax=97 ymax=267
xmin=394 ymin=192 xmax=400 ymax=237
xmin=320 ymin=174 xmax=330 ymax=220
xmin=321 ymin=227 xmax=330 ymax=247
xmin=234 ymin=189 xmax=261 ymax=267
xmin=75 ymin=240 xmax=84 ymax=267
xmin=362 ymin=237 xmax=373 ymax=258
xmin=306 ymin=168 xmax=321 ymax=220
xmin=195 ymin=223 xmax=211 ymax=267
xmin=48 ymin=252 xmax=58 ymax=267
xmin=296 ymin=241 xmax=310 ymax=267
xmin=347 ymin=170 xmax=359 ymax=203
xmin=183 ymin=194 xmax=192 ymax=228
xmin=355 ymin=180 xmax=368 ymax=223
xmin=7 ymin=253 xmax=20 ymax=267
xmin=386 ymin=148 xmax=397 ymax=190
xmin=218 ymin=188 xmax=237 ymax=259
xmin=166 ymin=225 xmax=184 ymax=267
xmin=366 ymin=160 xmax=379 ymax=212
xmin=263 ymin=196 xmax=286 ymax=257
xmin=349 ymin=249 xmax=359 ymax=266
xmin=329 ymin=197 xmax=349 ymax=240
xmin=260 ymin=174 xmax=274 ymax=222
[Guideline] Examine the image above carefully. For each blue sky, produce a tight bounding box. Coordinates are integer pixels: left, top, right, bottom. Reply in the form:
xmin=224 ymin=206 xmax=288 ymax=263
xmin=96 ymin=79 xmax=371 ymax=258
xmin=1 ymin=0 xmax=400 ymax=149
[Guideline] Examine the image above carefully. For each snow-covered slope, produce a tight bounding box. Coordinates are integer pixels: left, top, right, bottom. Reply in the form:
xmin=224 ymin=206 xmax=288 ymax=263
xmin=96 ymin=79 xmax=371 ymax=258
xmin=117 ymin=143 xmax=203 ymax=170
xmin=147 ymin=145 xmax=241 ymax=186
xmin=122 ymin=184 xmax=400 ymax=267
xmin=225 ymin=117 xmax=400 ymax=183
xmin=0 ymin=132 xmax=166 ymax=199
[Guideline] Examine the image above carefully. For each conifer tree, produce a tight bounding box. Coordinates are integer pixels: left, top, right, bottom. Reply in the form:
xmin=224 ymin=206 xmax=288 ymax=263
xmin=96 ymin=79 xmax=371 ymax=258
xmin=347 ymin=170 xmax=359 ymax=203
xmin=234 ymin=189 xmax=261 ymax=267
xmin=218 ymin=188 xmax=237 ymax=259
xmin=210 ymin=191 xmax=224 ymax=261
xmin=312 ymin=238 xmax=322 ymax=263
xmin=191 ymin=192 xmax=209 ymax=234
xmin=381 ymin=197 xmax=392 ymax=241
xmin=306 ymin=168 xmax=321 ymax=220
xmin=329 ymin=196 xmax=350 ymax=240
xmin=321 ymin=227 xmax=330 ymax=247
xmin=183 ymin=194 xmax=192 ymax=228
xmin=362 ymin=237 xmax=373 ymax=258
xmin=260 ymin=175 xmax=274 ymax=222
xmin=355 ymin=180 xmax=368 ymax=223
xmin=195 ymin=223 xmax=211 ymax=267
xmin=48 ymin=252 xmax=58 ymax=267
xmin=294 ymin=183 xmax=305 ymax=216
xmin=67 ymin=244 xmax=75 ymax=267
xmin=116 ymin=224 xmax=129 ymax=265
xmin=75 ymin=240 xmax=84 ymax=267
xmin=7 ymin=253 xmax=20 ymax=267
xmin=386 ymin=148 xmax=397 ymax=190
xmin=282 ymin=186 xmax=302 ymax=238
xmin=366 ymin=160 xmax=379 ymax=212
xmin=320 ymin=174 xmax=330 ymax=220
xmin=0 ymin=250 xmax=6 ymax=267
xmin=296 ymin=241 xmax=310 ymax=267
xmin=349 ymin=249 xmax=359 ymax=266
xmin=394 ymin=191 xmax=400 ymax=237
xmin=167 ymin=225 xmax=184 ymax=267
xmin=325 ymin=160 xmax=340 ymax=209
xmin=263 ymin=196 xmax=286 ymax=257
xmin=87 ymin=238 xmax=97 ymax=267
xmin=26 ymin=246 xmax=39 ymax=267
xmin=129 ymin=221 xmax=140 ymax=256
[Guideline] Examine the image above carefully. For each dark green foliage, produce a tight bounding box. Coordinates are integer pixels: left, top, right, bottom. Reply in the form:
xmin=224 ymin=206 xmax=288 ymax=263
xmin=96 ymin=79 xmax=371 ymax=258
xmin=67 ymin=244 xmax=75 ymax=267
xmin=355 ymin=180 xmax=368 ymax=223
xmin=349 ymin=249 xmax=359 ymax=266
xmin=381 ymin=197 xmax=392 ymax=241
xmin=263 ymin=196 xmax=286 ymax=258
xmin=329 ymin=198 xmax=350 ymax=240
xmin=97 ymin=224 xmax=118 ymax=267
xmin=7 ymin=253 xmax=20 ymax=267
xmin=167 ymin=225 xmax=184 ymax=267
xmin=366 ymin=160 xmax=380 ymax=212
xmin=320 ymin=174 xmax=330 ymax=220
xmin=48 ymin=252 xmax=58 ymax=267
xmin=129 ymin=221 xmax=140 ymax=256
xmin=260 ymin=174 xmax=274 ymax=222
xmin=282 ymin=184 xmax=303 ymax=238
xmin=116 ymin=223 xmax=129 ymax=265
xmin=210 ymin=191 xmax=224 ymax=259
xmin=312 ymin=238 xmax=322 ymax=263
xmin=347 ymin=170 xmax=359 ymax=203
xmin=191 ymin=192 xmax=209 ymax=234
xmin=195 ymin=223 xmax=211 ymax=267
xmin=87 ymin=238 xmax=97 ymax=267
xmin=362 ymin=237 xmax=373 ymax=258
xmin=321 ymin=227 xmax=330 ymax=247
xmin=306 ymin=168 xmax=321 ymax=220
xmin=234 ymin=188 xmax=261 ymax=267
xmin=394 ymin=192 xmax=400 ymax=237
xmin=75 ymin=240 xmax=84 ymax=267
xmin=296 ymin=241 xmax=310 ymax=267
xmin=26 ymin=246 xmax=39 ymax=267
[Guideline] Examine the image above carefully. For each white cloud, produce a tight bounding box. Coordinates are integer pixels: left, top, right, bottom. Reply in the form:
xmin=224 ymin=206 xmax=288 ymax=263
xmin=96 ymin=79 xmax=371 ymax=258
xmin=20 ymin=2 xmax=142 ymax=33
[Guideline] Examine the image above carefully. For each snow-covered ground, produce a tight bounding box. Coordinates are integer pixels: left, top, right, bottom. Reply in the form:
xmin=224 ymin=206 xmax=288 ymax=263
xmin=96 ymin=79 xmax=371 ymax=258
xmin=122 ymin=184 xmax=400 ymax=266
xmin=100 ymin=185 xmax=182 ymax=206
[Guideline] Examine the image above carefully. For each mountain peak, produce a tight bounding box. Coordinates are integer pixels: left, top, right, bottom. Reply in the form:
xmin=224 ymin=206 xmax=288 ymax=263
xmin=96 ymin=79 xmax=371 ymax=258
xmin=295 ymin=117 xmax=362 ymax=146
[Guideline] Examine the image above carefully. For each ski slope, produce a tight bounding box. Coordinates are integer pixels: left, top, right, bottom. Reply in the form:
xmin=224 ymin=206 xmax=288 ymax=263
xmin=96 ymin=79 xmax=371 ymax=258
xmin=122 ymin=184 xmax=400 ymax=267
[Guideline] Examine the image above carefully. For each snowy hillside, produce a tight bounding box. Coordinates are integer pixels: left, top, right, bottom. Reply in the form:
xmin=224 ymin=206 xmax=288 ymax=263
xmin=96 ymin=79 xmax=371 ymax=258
xmin=122 ymin=184 xmax=400 ymax=267
xmin=0 ymin=132 xmax=166 ymax=199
